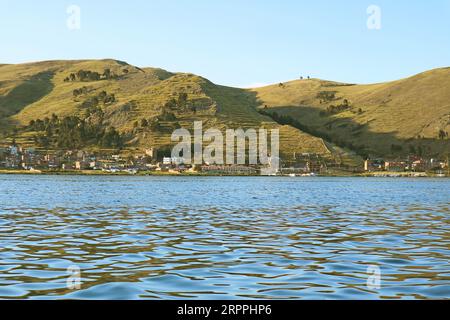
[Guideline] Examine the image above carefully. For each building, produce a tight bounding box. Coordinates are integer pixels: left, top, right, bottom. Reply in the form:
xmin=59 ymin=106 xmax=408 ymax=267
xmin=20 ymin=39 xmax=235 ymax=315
xmin=309 ymin=160 xmax=326 ymax=174
xmin=9 ymin=145 xmax=20 ymax=156
xmin=89 ymin=161 xmax=101 ymax=170
xmin=157 ymin=163 xmax=172 ymax=172
xmin=45 ymin=154 xmax=60 ymax=169
xmin=385 ymin=161 xmax=407 ymax=172
xmin=201 ymin=165 xmax=257 ymax=175
xmin=282 ymin=161 xmax=310 ymax=174
xmin=163 ymin=157 xmax=184 ymax=165
xmin=62 ymin=163 xmax=75 ymax=170
xmin=411 ymin=159 xmax=428 ymax=172
xmin=162 ymin=157 xmax=172 ymax=165
xmin=430 ymin=159 xmax=447 ymax=170
xmin=4 ymin=157 xmax=20 ymax=169
xmin=364 ymin=159 xmax=385 ymax=172
xmin=75 ymin=161 xmax=91 ymax=170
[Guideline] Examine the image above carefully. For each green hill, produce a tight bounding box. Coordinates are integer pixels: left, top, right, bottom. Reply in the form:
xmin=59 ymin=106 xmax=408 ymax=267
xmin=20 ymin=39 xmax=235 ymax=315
xmin=252 ymin=68 xmax=450 ymax=158
xmin=0 ymin=59 xmax=334 ymax=163
xmin=1 ymin=60 xmax=448 ymax=165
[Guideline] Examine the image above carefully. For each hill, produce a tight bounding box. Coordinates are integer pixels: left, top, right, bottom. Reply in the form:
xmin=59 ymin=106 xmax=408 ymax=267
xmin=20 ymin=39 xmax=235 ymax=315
xmin=252 ymin=68 xmax=450 ymax=158
xmin=0 ymin=59 xmax=336 ymax=163
xmin=1 ymin=60 xmax=448 ymax=165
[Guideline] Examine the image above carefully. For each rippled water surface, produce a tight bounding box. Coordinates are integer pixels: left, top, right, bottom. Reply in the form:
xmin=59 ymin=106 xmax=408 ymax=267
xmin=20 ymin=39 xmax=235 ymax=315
xmin=0 ymin=175 xmax=449 ymax=299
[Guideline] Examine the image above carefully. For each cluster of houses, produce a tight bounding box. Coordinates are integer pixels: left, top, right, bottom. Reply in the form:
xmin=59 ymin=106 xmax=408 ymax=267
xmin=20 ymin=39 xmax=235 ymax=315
xmin=0 ymin=144 xmax=277 ymax=175
xmin=364 ymin=156 xmax=448 ymax=174
xmin=279 ymin=153 xmax=328 ymax=175
xmin=0 ymin=145 xmax=153 ymax=173
xmin=3 ymin=143 xmax=447 ymax=176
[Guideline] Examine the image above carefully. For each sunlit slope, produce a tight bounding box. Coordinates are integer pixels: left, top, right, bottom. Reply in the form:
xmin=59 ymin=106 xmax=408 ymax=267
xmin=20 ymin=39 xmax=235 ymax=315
xmin=253 ymin=68 xmax=450 ymax=157
xmin=0 ymin=59 xmax=333 ymax=159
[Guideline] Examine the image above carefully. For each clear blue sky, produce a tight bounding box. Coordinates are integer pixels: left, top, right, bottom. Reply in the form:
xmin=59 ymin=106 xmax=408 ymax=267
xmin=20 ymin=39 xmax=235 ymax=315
xmin=0 ymin=0 xmax=449 ymax=87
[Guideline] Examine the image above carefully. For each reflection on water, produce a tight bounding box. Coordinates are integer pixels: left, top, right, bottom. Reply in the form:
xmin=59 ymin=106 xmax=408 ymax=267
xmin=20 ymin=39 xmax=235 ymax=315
xmin=0 ymin=175 xmax=449 ymax=299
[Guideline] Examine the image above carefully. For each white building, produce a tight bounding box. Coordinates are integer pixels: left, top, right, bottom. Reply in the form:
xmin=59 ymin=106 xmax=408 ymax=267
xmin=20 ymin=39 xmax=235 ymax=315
xmin=163 ymin=157 xmax=184 ymax=165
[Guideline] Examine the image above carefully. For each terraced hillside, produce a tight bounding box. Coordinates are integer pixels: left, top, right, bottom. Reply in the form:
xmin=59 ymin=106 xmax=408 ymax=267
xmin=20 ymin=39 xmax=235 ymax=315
xmin=0 ymin=59 xmax=336 ymax=162
xmin=1 ymin=60 xmax=448 ymax=163
xmin=252 ymin=68 xmax=450 ymax=158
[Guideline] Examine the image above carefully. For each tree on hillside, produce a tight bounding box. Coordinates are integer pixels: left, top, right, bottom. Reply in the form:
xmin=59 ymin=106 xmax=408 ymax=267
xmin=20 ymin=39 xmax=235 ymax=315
xmin=103 ymin=68 xmax=111 ymax=79
xmin=177 ymin=92 xmax=188 ymax=109
xmin=101 ymin=127 xmax=123 ymax=148
xmin=77 ymin=70 xmax=87 ymax=80
xmin=164 ymin=98 xmax=177 ymax=110
xmin=391 ymin=144 xmax=403 ymax=153
xmin=149 ymin=119 xmax=161 ymax=131
xmin=140 ymin=118 xmax=149 ymax=128
xmin=418 ymin=145 xmax=423 ymax=156
xmin=438 ymin=129 xmax=448 ymax=140
xmin=159 ymin=110 xmax=177 ymax=121
xmin=88 ymin=71 xmax=100 ymax=81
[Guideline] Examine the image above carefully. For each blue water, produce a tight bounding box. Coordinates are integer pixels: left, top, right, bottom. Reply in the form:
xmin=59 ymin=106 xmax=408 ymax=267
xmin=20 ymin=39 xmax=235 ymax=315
xmin=0 ymin=175 xmax=449 ymax=299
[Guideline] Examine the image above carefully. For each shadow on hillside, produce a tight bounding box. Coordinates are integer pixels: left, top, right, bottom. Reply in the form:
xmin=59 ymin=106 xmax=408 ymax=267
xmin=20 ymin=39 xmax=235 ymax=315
xmin=264 ymin=105 xmax=450 ymax=158
xmin=200 ymin=82 xmax=262 ymax=119
xmin=0 ymin=71 xmax=55 ymax=122
xmin=181 ymin=79 xmax=449 ymax=158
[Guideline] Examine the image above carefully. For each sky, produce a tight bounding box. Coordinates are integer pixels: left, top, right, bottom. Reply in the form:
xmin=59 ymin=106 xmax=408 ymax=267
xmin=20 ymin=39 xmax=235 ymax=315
xmin=0 ymin=0 xmax=449 ymax=87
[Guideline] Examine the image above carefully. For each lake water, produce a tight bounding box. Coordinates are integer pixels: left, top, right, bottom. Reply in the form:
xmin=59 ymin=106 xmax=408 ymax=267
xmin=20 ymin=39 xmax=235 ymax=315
xmin=0 ymin=175 xmax=449 ymax=299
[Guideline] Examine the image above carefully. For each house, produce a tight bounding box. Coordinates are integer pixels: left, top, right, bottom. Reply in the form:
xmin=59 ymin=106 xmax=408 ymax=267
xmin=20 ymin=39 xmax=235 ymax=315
xmin=20 ymin=148 xmax=41 ymax=169
xmin=45 ymin=154 xmax=60 ymax=169
xmin=411 ymin=159 xmax=427 ymax=172
xmin=171 ymin=164 xmax=192 ymax=173
xmin=309 ymin=160 xmax=326 ymax=173
xmin=9 ymin=145 xmax=20 ymax=156
xmin=282 ymin=161 xmax=310 ymax=174
xmin=385 ymin=161 xmax=407 ymax=172
xmin=4 ymin=157 xmax=20 ymax=169
xmin=163 ymin=157 xmax=184 ymax=165
xmin=157 ymin=163 xmax=172 ymax=172
xmin=75 ymin=161 xmax=91 ymax=170
xmin=201 ymin=165 xmax=257 ymax=175
xmin=145 ymin=164 xmax=158 ymax=171
xmin=429 ymin=159 xmax=447 ymax=170
xmin=62 ymin=163 xmax=75 ymax=170
xmin=364 ymin=159 xmax=385 ymax=171
xmin=89 ymin=161 xmax=101 ymax=170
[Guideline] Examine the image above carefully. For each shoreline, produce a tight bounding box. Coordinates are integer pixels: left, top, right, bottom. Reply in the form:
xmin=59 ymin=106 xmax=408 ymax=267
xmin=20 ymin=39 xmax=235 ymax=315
xmin=0 ymin=169 xmax=448 ymax=178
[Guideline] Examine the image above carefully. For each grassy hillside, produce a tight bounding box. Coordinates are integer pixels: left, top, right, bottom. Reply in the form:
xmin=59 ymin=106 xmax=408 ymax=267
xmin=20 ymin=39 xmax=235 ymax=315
xmin=2 ymin=59 xmax=448 ymax=163
xmin=253 ymin=68 xmax=450 ymax=158
xmin=0 ymin=59 xmax=336 ymax=162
